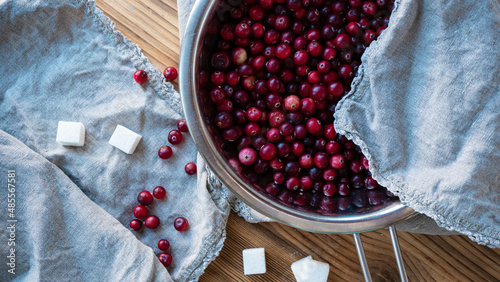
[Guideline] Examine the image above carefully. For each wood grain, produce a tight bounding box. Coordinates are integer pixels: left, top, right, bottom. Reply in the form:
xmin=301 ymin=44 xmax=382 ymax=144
xmin=94 ymin=0 xmax=500 ymax=281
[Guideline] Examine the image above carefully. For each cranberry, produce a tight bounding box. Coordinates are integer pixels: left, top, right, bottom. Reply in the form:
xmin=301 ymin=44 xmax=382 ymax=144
xmin=249 ymin=5 xmax=265 ymax=21
xmin=276 ymin=142 xmax=292 ymax=157
xmin=211 ymin=52 xmax=231 ymax=71
xmin=268 ymin=110 xmax=286 ymax=127
xmin=163 ymin=67 xmax=178 ymax=81
xmin=313 ymin=152 xmax=329 ymax=168
xmin=350 ymin=160 xmax=363 ymax=173
xmin=129 ymin=219 xmax=143 ymax=231
xmin=215 ymin=112 xmax=233 ymax=129
xmin=158 ymin=146 xmax=173 ymax=159
xmin=284 ymin=95 xmax=301 ymax=112
xmin=362 ymin=1 xmax=378 ymax=16
xmin=174 ymin=217 xmax=189 ymax=231
xmin=323 ymin=182 xmax=337 ymax=196
xmin=239 ymin=147 xmax=258 ymax=165
xmin=328 ymin=81 xmax=344 ymax=97
xmin=284 ymin=161 xmax=300 ymax=176
xmin=307 ymin=70 xmax=321 ymax=84
xmin=363 ymin=29 xmax=376 ymax=45
xmin=299 ymin=98 xmax=316 ymax=116
xmin=137 ymin=190 xmax=154 ymax=206
xmin=185 ymin=162 xmax=197 ymax=175
xmin=260 ymin=143 xmax=278 ymax=160
xmin=273 ymin=171 xmax=286 ymax=184
xmin=168 ymin=129 xmax=183 ymax=145
xmin=177 ymin=119 xmax=189 ymax=132
xmin=306 ymin=118 xmax=322 ymax=135
xmin=299 ymin=154 xmax=314 ymax=168
xmin=310 ymin=83 xmax=328 ymax=101
xmin=345 ymin=8 xmax=360 ymax=22
xmin=153 ymin=186 xmax=167 ymax=199
xmin=270 ymin=158 xmax=284 ymax=170
xmin=134 ymin=70 xmax=148 ymax=84
xmin=294 ymin=49 xmax=309 ymax=65
xmin=286 ymin=176 xmax=301 ymax=190
xmin=144 ymin=215 xmax=160 ymax=229
xmin=292 ymin=141 xmax=306 ymax=155
xmin=338 ymin=64 xmax=354 ymax=81
xmin=132 ymin=205 xmax=148 ymax=221
xmin=276 ymin=43 xmax=292 ymax=59
xmin=158 ymin=239 xmax=170 ymax=251
xmin=267 ymin=128 xmax=282 ymax=142
xmin=361 ymin=155 xmax=370 ymax=170
xmin=322 ymin=168 xmax=338 ymax=181
xmin=158 ymin=252 xmax=173 ymax=267
xmin=365 ymin=176 xmax=379 ymax=189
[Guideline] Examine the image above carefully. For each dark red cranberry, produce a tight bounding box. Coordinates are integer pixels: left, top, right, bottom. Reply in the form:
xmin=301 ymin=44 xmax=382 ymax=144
xmin=137 ymin=190 xmax=154 ymax=206
xmin=308 ymin=70 xmax=321 ymax=84
xmin=129 ymin=219 xmax=143 ymax=231
xmin=158 ymin=146 xmax=173 ymax=159
xmin=330 ymin=154 xmax=345 ymax=169
xmin=278 ymin=190 xmax=295 ymax=203
xmin=310 ymin=83 xmax=328 ymax=101
xmin=334 ymin=33 xmax=352 ymax=50
xmin=328 ymin=81 xmax=344 ymax=97
xmin=284 ymin=161 xmax=300 ymax=176
xmin=211 ymin=51 xmax=231 ymax=71
xmin=249 ymin=5 xmax=265 ymax=21
xmin=322 ymin=168 xmax=337 ymax=181
xmin=275 ymin=43 xmax=292 ymax=59
xmin=185 ymin=162 xmax=197 ymax=175
xmin=294 ymin=49 xmax=309 ymax=65
xmin=259 ymin=143 xmax=277 ymax=160
xmin=299 ymin=154 xmax=314 ymax=168
xmin=270 ymin=158 xmax=284 ymax=170
xmin=153 ymin=186 xmax=167 ymax=199
xmin=323 ymin=182 xmax=337 ymax=196
xmin=361 ymin=155 xmax=370 ymax=170
xmin=276 ymin=142 xmax=292 ymax=157
xmin=326 ymin=141 xmax=341 ymax=154
xmin=144 ymin=215 xmax=160 ymax=229
xmin=292 ymin=141 xmax=306 ymax=156
xmin=134 ymin=70 xmax=148 ymax=84
xmin=351 ymin=174 xmax=365 ymax=189
xmin=265 ymin=93 xmax=283 ymax=110
xmin=294 ymin=36 xmax=307 ymax=49
xmin=306 ymin=118 xmax=322 ymax=135
xmin=215 ymin=112 xmax=233 ymax=129
xmin=313 ymin=152 xmax=329 ymax=169
xmin=349 ymin=160 xmax=364 ymax=173
xmin=235 ymin=22 xmax=252 ymax=38
xmin=168 ymin=129 xmax=183 ymax=145
xmin=222 ymin=126 xmax=242 ymax=141
xmin=279 ymin=123 xmax=294 ymax=136
xmin=174 ymin=217 xmax=189 ymax=231
xmin=253 ymin=137 xmax=267 ymax=149
xmin=365 ymin=176 xmax=379 ymax=189
xmin=253 ymin=158 xmax=270 ymax=174
xmin=363 ymin=29 xmax=376 ymax=44
xmin=338 ymin=182 xmax=351 ymax=196
xmin=158 ymin=239 xmax=170 ymax=251
xmin=273 ymin=171 xmax=286 ymax=184
xmin=133 ymin=205 xmax=149 ymax=220
xmin=286 ymin=176 xmax=301 ymax=190
xmin=345 ymin=8 xmax=361 ymax=22
xmin=274 ymin=15 xmax=290 ymax=31
xmin=299 ymin=98 xmax=316 ymax=116
xmin=245 ymin=122 xmax=261 ymax=137
xmin=163 ymin=67 xmax=178 ymax=81
xmin=267 ymin=128 xmax=282 ymax=142
xmin=362 ymin=1 xmax=378 ymax=16
xmin=265 ymin=182 xmax=280 ymax=195
xmin=338 ymin=64 xmax=354 ymax=81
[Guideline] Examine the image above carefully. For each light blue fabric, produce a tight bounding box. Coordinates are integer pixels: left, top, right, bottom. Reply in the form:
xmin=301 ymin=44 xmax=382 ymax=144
xmin=0 ymin=0 xmax=228 ymax=280
xmin=335 ymin=0 xmax=500 ymax=247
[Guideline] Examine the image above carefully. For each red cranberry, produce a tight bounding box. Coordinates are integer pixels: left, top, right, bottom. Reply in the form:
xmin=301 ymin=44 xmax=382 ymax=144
xmin=286 ymin=176 xmax=301 ymax=190
xmin=275 ymin=15 xmax=290 ymax=31
xmin=267 ymin=128 xmax=282 ymax=142
xmin=330 ymin=154 xmax=345 ymax=169
xmin=249 ymin=5 xmax=265 ymax=21
xmin=259 ymin=143 xmax=278 ymax=160
xmin=323 ymin=182 xmax=337 ymax=196
xmin=299 ymin=98 xmax=316 ymax=116
xmin=163 ymin=67 xmax=178 ymax=81
xmin=158 ymin=252 xmax=173 ymax=267
xmin=134 ymin=70 xmax=148 ymax=84
xmin=363 ymin=29 xmax=376 ymax=44
xmin=350 ymin=160 xmax=363 ymax=173
xmin=294 ymin=49 xmax=309 ymax=65
xmin=338 ymin=182 xmax=351 ymax=196
xmin=239 ymin=147 xmax=258 ymax=165
xmin=365 ymin=176 xmax=379 ymax=189
xmin=215 ymin=112 xmax=233 ymax=129
xmin=177 ymin=119 xmax=188 ymax=132
xmin=345 ymin=8 xmax=361 ymax=22
xmin=334 ymin=33 xmax=352 ymax=50
xmin=129 ymin=219 xmax=143 ymax=231
xmin=326 ymin=141 xmax=341 ymax=154
xmin=174 ymin=217 xmax=189 ymax=231
xmin=307 ymin=41 xmax=323 ymax=57
xmin=314 ymin=152 xmax=329 ymax=169
xmin=168 ymin=129 xmax=183 ymax=145
xmin=158 ymin=146 xmax=173 ymax=159
xmin=244 ymin=122 xmax=261 ymax=137
xmin=338 ymin=64 xmax=354 ymax=81
xmin=153 ymin=186 xmax=167 ymax=199
xmin=361 ymin=155 xmax=370 ymax=170
xmin=133 ymin=205 xmax=149 ymax=220
xmin=307 ymin=70 xmax=321 ymax=84
xmin=273 ymin=171 xmax=286 ymax=184
xmin=306 ymin=118 xmax=322 ymax=135
xmin=158 ymin=239 xmax=170 ymax=251
xmin=144 ymin=215 xmax=160 ymax=229
xmin=211 ymin=52 xmax=231 ymax=71
xmin=322 ymin=168 xmax=338 ymax=181
xmin=310 ymin=83 xmax=328 ymax=101
xmin=328 ymin=81 xmax=344 ymax=97
xmin=268 ymin=110 xmax=286 ymax=127
xmin=284 ymin=95 xmax=301 ymax=112
xmin=300 ymin=176 xmax=313 ymax=190
xmin=292 ymin=141 xmax=306 ymax=155
xmin=137 ymin=190 xmax=154 ymax=206
xmin=320 ymin=196 xmax=336 ymax=210
xmin=185 ymin=162 xmax=197 ymax=175
xmin=299 ymin=154 xmax=314 ymax=168
xmin=362 ymin=1 xmax=378 ymax=16
xmin=235 ymin=22 xmax=252 ymax=38
xmin=276 ymin=43 xmax=292 ymax=59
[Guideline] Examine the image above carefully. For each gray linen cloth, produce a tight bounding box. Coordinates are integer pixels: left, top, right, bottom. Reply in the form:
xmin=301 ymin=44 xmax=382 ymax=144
xmin=334 ymin=0 xmax=500 ymax=247
xmin=0 ymin=0 xmax=229 ymax=281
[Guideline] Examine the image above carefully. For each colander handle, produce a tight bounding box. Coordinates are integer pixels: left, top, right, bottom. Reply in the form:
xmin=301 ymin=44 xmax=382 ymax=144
xmin=353 ymin=225 xmax=408 ymax=282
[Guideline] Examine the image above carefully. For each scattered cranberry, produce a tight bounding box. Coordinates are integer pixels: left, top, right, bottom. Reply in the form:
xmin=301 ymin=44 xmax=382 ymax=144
xmin=133 ymin=205 xmax=149 ymax=220
xmin=153 ymin=186 xmax=167 ymax=199
xmin=168 ymin=129 xmax=183 ymax=145
xmin=185 ymin=162 xmax=197 ymax=175
xmin=177 ymin=119 xmax=188 ymax=132
xmin=163 ymin=67 xmax=178 ymax=81
xmin=158 ymin=239 xmax=170 ymax=251
xmin=158 ymin=146 xmax=173 ymax=159
xmin=158 ymin=252 xmax=173 ymax=267
xmin=144 ymin=215 xmax=160 ymax=229
xmin=129 ymin=219 xmax=143 ymax=231
xmin=133 ymin=70 xmax=148 ymax=84
xmin=174 ymin=217 xmax=189 ymax=231
xmin=137 ymin=190 xmax=154 ymax=206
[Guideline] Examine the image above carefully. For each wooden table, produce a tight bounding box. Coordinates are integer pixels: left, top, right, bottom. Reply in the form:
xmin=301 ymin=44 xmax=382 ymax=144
xmin=94 ymin=0 xmax=500 ymax=281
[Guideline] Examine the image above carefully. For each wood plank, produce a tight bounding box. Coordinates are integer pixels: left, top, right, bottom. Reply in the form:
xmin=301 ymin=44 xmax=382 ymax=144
xmin=94 ymin=0 xmax=500 ymax=281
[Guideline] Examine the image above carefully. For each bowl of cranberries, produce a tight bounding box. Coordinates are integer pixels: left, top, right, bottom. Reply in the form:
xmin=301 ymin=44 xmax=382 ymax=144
xmin=179 ymin=0 xmax=415 ymax=233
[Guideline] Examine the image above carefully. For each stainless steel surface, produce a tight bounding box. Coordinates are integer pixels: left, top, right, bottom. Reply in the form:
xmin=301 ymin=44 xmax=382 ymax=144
xmin=390 ymin=225 xmax=409 ymax=282
xmin=354 ymin=233 xmax=373 ymax=282
xmin=179 ymin=0 xmax=416 ymax=234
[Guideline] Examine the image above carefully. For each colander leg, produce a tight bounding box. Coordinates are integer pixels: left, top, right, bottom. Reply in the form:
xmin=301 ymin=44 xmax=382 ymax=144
xmin=389 ymin=225 xmax=408 ymax=282
xmin=353 ymin=233 xmax=373 ymax=282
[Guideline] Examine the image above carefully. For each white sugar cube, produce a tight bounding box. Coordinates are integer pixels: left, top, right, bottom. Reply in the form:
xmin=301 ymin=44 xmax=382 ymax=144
xmin=291 ymin=256 xmax=329 ymax=282
xmin=242 ymin=248 xmax=266 ymax=275
xmin=108 ymin=125 xmax=142 ymax=154
xmin=56 ymin=121 xmax=85 ymax=146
